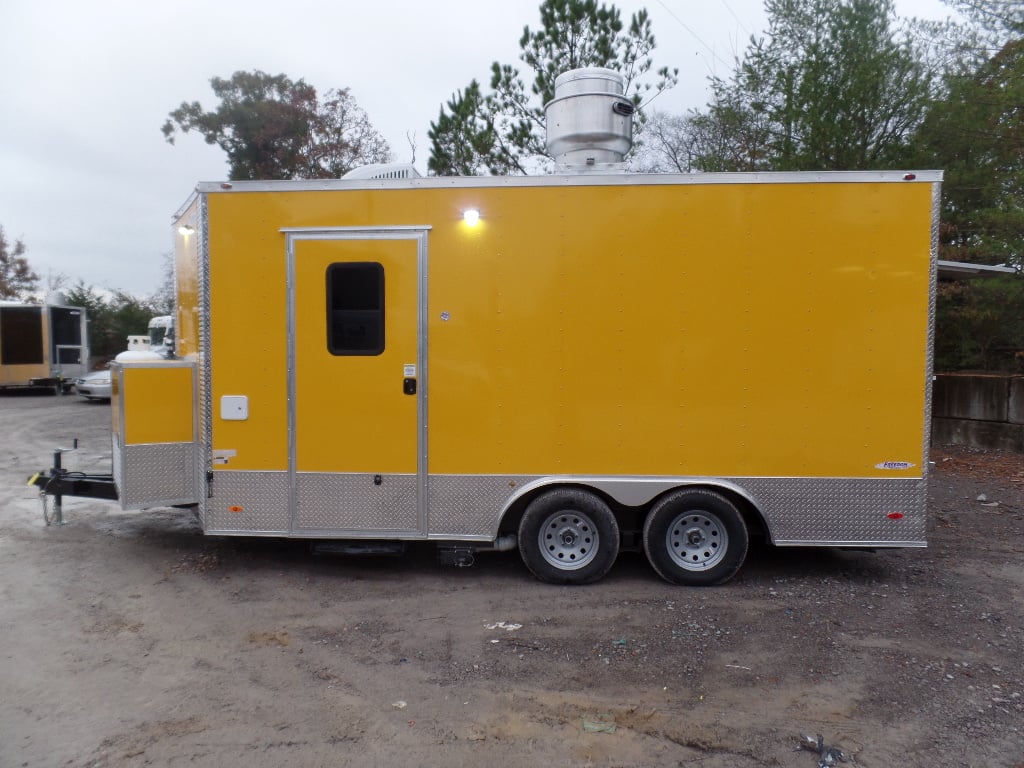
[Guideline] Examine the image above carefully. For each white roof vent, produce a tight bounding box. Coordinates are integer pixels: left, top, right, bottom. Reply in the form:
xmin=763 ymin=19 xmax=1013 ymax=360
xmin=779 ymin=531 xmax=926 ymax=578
xmin=341 ymin=163 xmax=422 ymax=180
xmin=545 ymin=67 xmax=635 ymax=171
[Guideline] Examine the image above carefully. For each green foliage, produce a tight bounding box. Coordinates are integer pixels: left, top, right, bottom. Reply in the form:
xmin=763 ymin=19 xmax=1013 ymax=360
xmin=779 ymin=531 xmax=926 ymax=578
xmin=63 ymin=283 xmax=164 ymax=365
xmin=163 ymin=71 xmax=391 ymax=180
xmin=935 ymin=276 xmax=1024 ymax=372
xmin=693 ymin=0 xmax=930 ymax=171
xmin=943 ymin=0 xmax=1023 ymax=65
xmin=913 ymin=37 xmax=1023 ymax=268
xmin=428 ymin=0 xmax=678 ymax=175
xmin=0 ymin=225 xmax=39 ymax=300
xmin=428 ymin=81 xmax=518 ymax=176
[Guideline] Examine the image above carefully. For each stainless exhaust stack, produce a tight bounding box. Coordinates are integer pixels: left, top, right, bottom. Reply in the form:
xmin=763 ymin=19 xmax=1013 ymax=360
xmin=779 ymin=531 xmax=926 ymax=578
xmin=545 ymin=67 xmax=635 ymax=172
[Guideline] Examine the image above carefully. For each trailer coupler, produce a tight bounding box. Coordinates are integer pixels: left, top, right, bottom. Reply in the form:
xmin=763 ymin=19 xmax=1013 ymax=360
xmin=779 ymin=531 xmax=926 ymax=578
xmin=28 ymin=444 xmax=118 ymax=526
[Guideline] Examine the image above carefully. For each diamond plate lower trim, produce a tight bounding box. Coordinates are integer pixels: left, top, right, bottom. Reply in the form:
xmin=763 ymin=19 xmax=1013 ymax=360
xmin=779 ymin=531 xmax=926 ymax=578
xmin=200 ymin=470 xmax=925 ymax=545
xmin=295 ymin=473 xmax=418 ymax=532
xmin=739 ymin=477 xmax=926 ymax=544
xmin=115 ymin=442 xmax=198 ymax=510
xmin=588 ymin=476 xmax=925 ymax=544
xmin=428 ymin=474 xmax=926 ymax=545
xmin=206 ymin=470 xmax=290 ymax=533
xmin=428 ymin=475 xmax=536 ymax=537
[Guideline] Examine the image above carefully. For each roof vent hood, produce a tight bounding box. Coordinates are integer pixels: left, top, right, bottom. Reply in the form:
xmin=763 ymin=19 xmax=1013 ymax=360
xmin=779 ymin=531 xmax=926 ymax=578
xmin=341 ymin=163 xmax=422 ymax=180
xmin=545 ymin=67 xmax=635 ymax=172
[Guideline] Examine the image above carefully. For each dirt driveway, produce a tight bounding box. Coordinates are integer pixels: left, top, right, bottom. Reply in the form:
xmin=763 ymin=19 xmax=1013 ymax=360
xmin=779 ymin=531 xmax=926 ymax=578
xmin=1 ymin=392 xmax=1021 ymax=768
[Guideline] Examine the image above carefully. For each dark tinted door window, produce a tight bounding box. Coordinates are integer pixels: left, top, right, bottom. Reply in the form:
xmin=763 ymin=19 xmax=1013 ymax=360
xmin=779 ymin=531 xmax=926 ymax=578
xmin=327 ymin=262 xmax=385 ymax=355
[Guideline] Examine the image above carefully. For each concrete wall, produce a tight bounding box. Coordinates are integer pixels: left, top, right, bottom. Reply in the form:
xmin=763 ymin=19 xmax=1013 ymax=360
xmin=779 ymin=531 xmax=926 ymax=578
xmin=932 ymin=373 xmax=1024 ymax=452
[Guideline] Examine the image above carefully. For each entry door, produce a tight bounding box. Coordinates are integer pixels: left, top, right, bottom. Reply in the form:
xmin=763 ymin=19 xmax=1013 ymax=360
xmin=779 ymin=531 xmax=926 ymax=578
xmin=288 ymin=230 xmax=425 ymax=534
xmin=49 ymin=306 xmax=87 ymax=378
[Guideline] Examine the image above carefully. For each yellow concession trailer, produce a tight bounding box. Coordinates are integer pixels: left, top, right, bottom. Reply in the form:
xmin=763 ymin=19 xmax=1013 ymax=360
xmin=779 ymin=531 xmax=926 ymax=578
xmin=1 ymin=300 xmax=89 ymax=391
xmin=111 ymin=170 xmax=940 ymax=585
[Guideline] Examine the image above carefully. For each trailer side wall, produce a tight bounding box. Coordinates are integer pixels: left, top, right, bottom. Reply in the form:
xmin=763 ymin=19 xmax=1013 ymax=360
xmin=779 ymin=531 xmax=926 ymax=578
xmin=163 ymin=174 xmax=935 ymax=545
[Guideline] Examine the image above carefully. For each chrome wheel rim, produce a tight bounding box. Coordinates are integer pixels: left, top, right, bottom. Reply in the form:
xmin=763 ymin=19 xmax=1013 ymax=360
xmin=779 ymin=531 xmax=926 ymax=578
xmin=666 ymin=510 xmax=728 ymax=571
xmin=538 ymin=510 xmax=599 ymax=571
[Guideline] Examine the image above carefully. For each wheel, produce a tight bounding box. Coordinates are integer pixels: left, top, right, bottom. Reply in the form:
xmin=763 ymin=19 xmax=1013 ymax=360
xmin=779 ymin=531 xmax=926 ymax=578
xmin=642 ymin=489 xmax=749 ymax=586
xmin=518 ymin=488 xmax=620 ymax=585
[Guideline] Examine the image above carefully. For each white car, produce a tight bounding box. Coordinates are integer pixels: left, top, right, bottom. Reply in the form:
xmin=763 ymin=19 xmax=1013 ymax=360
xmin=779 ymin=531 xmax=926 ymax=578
xmin=74 ymin=369 xmax=112 ymax=400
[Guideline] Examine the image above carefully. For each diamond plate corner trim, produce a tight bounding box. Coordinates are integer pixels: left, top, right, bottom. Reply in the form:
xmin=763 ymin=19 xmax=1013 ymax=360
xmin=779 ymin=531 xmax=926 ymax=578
xmin=206 ymin=470 xmax=290 ymax=533
xmin=295 ymin=473 xmax=418 ymax=532
xmin=922 ymin=181 xmax=941 ymax=476
xmin=118 ymin=443 xmax=198 ymax=509
xmin=198 ymin=193 xmax=212 ymax=531
xmin=112 ymin=433 xmax=125 ymax=509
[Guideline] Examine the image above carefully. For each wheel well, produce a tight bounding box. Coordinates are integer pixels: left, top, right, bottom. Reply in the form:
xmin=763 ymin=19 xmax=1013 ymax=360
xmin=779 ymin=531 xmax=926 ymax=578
xmin=499 ymin=482 xmax=769 ymax=543
xmin=497 ymin=482 xmax=626 ymax=538
xmin=499 ymin=483 xmax=770 ymax=536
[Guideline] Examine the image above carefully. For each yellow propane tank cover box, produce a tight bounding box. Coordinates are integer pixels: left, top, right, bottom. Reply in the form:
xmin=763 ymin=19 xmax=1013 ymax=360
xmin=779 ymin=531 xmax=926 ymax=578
xmin=111 ymin=360 xmax=199 ymax=509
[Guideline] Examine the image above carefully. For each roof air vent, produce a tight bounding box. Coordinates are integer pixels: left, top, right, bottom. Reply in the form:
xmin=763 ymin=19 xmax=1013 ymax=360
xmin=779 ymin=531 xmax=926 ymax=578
xmin=341 ymin=163 xmax=422 ymax=180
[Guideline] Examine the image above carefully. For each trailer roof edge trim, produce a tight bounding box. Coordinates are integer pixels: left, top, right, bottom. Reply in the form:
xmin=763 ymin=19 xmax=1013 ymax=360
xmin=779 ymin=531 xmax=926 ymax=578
xmin=172 ymin=189 xmax=200 ymax=221
xmin=194 ymin=170 xmax=942 ymax=195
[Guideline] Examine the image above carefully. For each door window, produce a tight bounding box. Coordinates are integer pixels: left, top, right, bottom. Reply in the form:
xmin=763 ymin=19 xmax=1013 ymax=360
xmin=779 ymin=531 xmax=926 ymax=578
xmin=326 ymin=262 xmax=385 ymax=356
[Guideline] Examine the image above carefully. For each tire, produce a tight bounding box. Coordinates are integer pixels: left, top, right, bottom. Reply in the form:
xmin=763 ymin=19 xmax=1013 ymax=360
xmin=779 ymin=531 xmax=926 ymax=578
xmin=518 ymin=488 xmax=620 ymax=585
xmin=642 ymin=489 xmax=749 ymax=586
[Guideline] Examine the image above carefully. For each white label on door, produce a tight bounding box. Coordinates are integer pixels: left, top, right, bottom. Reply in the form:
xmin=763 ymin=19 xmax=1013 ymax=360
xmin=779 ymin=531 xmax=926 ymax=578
xmin=404 ymin=364 xmax=416 ymax=377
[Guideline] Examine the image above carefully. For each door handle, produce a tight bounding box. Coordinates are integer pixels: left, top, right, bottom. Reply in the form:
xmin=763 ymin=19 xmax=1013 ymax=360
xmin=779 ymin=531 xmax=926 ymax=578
xmin=403 ymin=377 xmax=417 ymax=395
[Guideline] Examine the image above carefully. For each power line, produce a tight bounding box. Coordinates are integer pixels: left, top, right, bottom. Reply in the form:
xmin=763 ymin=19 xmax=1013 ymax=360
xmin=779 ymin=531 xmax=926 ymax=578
xmin=654 ymin=0 xmax=734 ymax=70
xmin=718 ymin=0 xmax=754 ymax=37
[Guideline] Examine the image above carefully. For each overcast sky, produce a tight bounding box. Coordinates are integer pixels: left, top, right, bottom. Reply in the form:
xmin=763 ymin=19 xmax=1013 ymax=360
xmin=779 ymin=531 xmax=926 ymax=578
xmin=1 ymin=0 xmax=953 ymax=297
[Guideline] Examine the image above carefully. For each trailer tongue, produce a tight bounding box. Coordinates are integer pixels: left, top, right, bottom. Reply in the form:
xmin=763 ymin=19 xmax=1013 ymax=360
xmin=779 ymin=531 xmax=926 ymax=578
xmin=28 ymin=442 xmax=118 ymax=526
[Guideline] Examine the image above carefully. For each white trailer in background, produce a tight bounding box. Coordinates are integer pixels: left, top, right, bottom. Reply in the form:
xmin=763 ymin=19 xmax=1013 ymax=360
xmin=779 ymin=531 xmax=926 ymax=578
xmin=126 ymin=316 xmax=174 ymax=355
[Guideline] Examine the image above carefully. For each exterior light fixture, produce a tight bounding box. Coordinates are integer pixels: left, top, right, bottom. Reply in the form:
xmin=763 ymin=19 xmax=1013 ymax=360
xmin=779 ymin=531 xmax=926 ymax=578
xmin=178 ymin=225 xmax=194 ymax=236
xmin=463 ymin=209 xmax=481 ymax=225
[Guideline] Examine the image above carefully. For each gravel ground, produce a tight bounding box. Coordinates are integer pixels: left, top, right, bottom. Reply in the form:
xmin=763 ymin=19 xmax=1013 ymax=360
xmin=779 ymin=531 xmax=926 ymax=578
xmin=0 ymin=391 xmax=1021 ymax=768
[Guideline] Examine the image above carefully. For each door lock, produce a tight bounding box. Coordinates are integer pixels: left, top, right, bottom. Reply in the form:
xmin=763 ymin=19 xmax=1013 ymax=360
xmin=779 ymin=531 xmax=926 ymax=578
xmin=403 ymin=377 xmax=417 ymax=395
